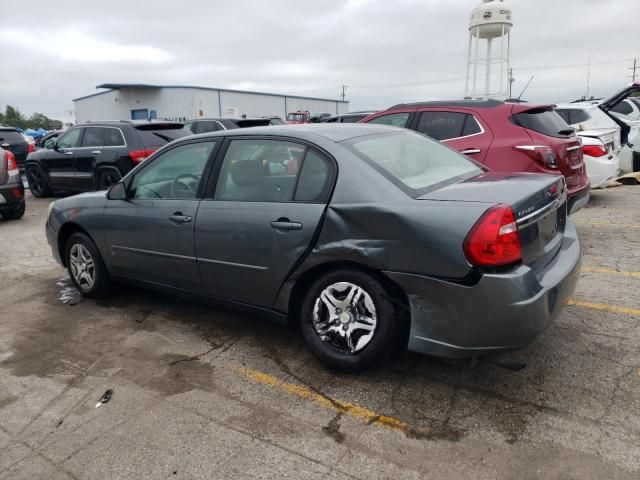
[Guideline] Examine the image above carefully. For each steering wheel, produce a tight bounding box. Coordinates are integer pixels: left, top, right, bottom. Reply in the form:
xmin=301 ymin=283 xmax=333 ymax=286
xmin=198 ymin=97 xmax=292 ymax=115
xmin=170 ymin=173 xmax=200 ymax=198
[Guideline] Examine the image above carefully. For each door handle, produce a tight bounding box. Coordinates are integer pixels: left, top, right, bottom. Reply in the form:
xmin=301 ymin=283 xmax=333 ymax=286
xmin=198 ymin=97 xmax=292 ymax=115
xmin=169 ymin=213 xmax=192 ymax=224
xmin=461 ymin=148 xmax=481 ymax=155
xmin=91 ymin=150 xmax=102 ymax=154
xmin=64 ymin=151 xmax=74 ymax=156
xmin=270 ymin=218 xmax=302 ymax=231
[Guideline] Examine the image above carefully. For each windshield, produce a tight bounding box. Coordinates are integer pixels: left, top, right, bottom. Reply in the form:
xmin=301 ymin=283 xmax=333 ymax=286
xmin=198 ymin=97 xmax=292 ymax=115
xmin=346 ymin=131 xmax=482 ymax=196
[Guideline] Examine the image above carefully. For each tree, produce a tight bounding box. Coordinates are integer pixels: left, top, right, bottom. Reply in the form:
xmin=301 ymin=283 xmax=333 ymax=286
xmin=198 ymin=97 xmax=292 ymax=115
xmin=0 ymin=105 xmax=62 ymax=130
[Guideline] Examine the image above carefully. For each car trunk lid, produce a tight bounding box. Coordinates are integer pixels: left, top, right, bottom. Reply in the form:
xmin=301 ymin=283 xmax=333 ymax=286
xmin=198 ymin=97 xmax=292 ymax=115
xmin=419 ymin=171 xmax=567 ymax=270
xmin=576 ymin=128 xmax=619 ymax=154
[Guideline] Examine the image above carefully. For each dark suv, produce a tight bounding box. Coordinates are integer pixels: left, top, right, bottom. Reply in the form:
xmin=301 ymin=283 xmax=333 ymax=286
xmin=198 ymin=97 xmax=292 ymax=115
xmin=25 ymin=121 xmax=191 ymax=197
xmin=0 ymin=127 xmax=34 ymax=171
xmin=361 ymin=100 xmax=591 ymax=213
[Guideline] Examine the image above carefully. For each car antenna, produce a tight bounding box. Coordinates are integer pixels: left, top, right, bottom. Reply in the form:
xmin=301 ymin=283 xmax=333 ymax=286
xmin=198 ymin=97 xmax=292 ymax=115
xmin=517 ymin=75 xmax=535 ymax=102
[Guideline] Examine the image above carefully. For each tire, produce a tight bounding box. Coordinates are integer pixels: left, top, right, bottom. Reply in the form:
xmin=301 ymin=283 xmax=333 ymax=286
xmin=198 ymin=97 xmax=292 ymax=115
xmin=300 ymin=268 xmax=398 ymax=372
xmin=97 ymin=169 xmax=121 ymax=191
xmin=0 ymin=201 xmax=25 ymax=220
xmin=26 ymin=165 xmax=53 ymax=198
xmin=65 ymin=232 xmax=112 ymax=298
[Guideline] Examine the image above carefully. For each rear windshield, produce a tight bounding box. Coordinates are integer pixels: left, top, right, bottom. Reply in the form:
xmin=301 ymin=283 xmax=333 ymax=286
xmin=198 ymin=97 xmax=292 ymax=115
xmin=345 ymin=131 xmax=482 ymax=197
xmin=233 ymin=119 xmax=272 ymax=128
xmin=134 ymin=124 xmax=191 ymax=147
xmin=513 ymin=109 xmax=574 ymax=138
xmin=0 ymin=130 xmax=25 ymax=142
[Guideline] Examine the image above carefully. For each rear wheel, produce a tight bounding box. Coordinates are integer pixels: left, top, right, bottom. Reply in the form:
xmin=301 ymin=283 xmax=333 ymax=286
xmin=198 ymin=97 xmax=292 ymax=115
xmin=97 ymin=169 xmax=121 ymax=191
xmin=26 ymin=166 xmax=52 ymax=198
xmin=0 ymin=201 xmax=25 ymax=220
xmin=300 ymin=269 xmax=398 ymax=372
xmin=65 ymin=232 xmax=112 ymax=298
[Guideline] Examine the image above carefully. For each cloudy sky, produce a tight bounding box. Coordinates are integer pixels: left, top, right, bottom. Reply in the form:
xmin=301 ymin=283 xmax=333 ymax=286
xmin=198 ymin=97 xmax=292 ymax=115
xmin=0 ymin=0 xmax=638 ymax=123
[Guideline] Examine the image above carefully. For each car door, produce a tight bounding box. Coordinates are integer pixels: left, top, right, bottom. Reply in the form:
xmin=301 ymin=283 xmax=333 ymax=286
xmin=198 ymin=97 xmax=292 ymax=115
xmin=195 ymin=137 xmax=335 ymax=307
xmin=102 ymin=139 xmax=218 ymax=292
xmin=73 ymin=126 xmax=104 ymax=190
xmin=411 ymin=110 xmax=493 ymax=163
xmin=45 ymin=127 xmax=84 ymax=189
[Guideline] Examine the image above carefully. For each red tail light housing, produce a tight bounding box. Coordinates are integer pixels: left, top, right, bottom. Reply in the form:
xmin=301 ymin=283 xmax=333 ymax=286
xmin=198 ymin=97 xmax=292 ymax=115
xmin=582 ymin=144 xmax=607 ymax=157
xmin=27 ymin=143 xmax=36 ymax=154
xmin=464 ymin=204 xmax=522 ymax=267
xmin=514 ymin=145 xmax=557 ymax=168
xmin=5 ymin=150 xmax=18 ymax=171
xmin=129 ymin=149 xmax=156 ymax=164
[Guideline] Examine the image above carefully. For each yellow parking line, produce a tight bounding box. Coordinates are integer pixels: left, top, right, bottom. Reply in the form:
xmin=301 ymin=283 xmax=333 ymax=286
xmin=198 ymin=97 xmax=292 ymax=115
xmin=567 ymin=299 xmax=640 ymax=316
xmin=239 ymin=367 xmax=407 ymax=431
xmin=581 ymin=267 xmax=640 ymax=278
xmin=575 ymin=221 xmax=640 ymax=229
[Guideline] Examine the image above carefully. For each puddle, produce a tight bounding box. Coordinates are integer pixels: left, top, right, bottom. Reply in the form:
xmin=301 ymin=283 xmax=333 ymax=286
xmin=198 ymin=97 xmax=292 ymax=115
xmin=57 ymin=276 xmax=84 ymax=305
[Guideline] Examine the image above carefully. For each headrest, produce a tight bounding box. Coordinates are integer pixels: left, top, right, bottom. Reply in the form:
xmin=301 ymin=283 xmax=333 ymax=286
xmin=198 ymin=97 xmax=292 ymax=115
xmin=230 ymin=160 xmax=265 ymax=186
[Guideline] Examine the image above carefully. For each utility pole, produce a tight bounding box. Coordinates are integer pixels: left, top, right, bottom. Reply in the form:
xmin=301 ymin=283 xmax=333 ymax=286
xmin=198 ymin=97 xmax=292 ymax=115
xmin=508 ymin=68 xmax=514 ymax=99
xmin=629 ymin=58 xmax=639 ymax=82
xmin=585 ymin=54 xmax=591 ymax=100
xmin=341 ymin=85 xmax=347 ymax=101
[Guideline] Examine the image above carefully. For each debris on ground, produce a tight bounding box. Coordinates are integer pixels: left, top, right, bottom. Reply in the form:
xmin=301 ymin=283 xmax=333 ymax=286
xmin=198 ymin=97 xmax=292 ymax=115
xmin=95 ymin=389 xmax=113 ymax=408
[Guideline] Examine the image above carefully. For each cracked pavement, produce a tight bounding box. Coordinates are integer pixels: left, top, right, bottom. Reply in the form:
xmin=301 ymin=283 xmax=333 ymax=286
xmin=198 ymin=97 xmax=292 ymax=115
xmin=0 ymin=186 xmax=639 ymax=479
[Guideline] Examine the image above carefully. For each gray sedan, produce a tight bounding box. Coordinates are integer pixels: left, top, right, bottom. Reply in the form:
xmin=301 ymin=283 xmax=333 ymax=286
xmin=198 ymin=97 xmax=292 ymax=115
xmin=46 ymin=124 xmax=581 ymax=371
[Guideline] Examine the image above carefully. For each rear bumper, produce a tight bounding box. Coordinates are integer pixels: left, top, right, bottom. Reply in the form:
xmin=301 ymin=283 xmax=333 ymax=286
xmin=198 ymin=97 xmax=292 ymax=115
xmin=0 ymin=181 xmax=25 ymax=210
xmin=585 ymin=154 xmax=620 ymax=189
xmin=567 ymin=185 xmax=590 ymax=214
xmin=384 ymin=219 xmax=581 ymax=359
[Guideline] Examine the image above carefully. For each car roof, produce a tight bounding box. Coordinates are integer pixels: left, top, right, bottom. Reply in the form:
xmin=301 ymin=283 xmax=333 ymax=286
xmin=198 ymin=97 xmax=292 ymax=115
xmin=0 ymin=126 xmax=19 ymax=131
xmin=188 ymin=123 xmax=406 ymax=143
xmin=78 ymin=120 xmax=185 ymax=127
xmin=554 ymin=103 xmax=598 ymax=110
xmin=389 ymin=99 xmax=504 ymax=109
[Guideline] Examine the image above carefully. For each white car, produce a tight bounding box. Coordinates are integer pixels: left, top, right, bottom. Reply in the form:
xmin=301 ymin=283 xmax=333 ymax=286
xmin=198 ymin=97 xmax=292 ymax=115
xmin=579 ymin=134 xmax=620 ymax=188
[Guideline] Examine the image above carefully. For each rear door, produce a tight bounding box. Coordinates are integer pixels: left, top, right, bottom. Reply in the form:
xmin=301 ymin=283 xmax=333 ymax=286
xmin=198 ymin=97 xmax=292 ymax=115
xmin=195 ymin=137 xmax=335 ymax=308
xmin=410 ymin=110 xmax=493 ymax=162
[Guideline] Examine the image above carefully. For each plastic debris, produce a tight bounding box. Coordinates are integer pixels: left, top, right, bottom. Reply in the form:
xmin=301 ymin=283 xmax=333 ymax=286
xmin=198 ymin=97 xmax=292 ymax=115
xmin=95 ymin=389 xmax=113 ymax=408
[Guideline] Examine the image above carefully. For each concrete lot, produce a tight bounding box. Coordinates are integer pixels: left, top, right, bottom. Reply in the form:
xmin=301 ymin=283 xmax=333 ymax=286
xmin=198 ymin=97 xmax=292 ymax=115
xmin=0 ymin=186 xmax=639 ymax=479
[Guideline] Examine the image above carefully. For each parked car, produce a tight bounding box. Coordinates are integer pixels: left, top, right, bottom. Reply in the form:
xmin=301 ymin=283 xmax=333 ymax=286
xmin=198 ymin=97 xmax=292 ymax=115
xmin=286 ymin=111 xmax=311 ymax=124
xmin=185 ymin=117 xmax=272 ymax=134
xmin=322 ymin=112 xmax=376 ymax=123
xmin=610 ymin=98 xmax=640 ymax=120
xmin=599 ymin=82 xmax=640 ymax=172
xmin=579 ymin=135 xmax=620 ymax=188
xmin=360 ymin=100 xmax=590 ymax=214
xmin=25 ymin=120 xmax=191 ymax=197
xmin=0 ymin=148 xmax=25 ymax=220
xmin=0 ymin=126 xmax=35 ymax=171
xmin=267 ymin=117 xmax=285 ymax=126
xmin=310 ymin=113 xmax=331 ymax=123
xmin=46 ymin=124 xmax=580 ymax=371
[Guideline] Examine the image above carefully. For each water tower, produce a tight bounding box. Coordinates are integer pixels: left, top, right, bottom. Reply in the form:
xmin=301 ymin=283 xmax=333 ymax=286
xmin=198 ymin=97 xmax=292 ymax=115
xmin=464 ymin=0 xmax=513 ymax=99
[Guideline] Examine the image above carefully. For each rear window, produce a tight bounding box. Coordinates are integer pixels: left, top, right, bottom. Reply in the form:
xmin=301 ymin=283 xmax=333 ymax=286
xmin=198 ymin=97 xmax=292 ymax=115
xmin=513 ymin=109 xmax=573 ymax=138
xmin=0 ymin=130 xmax=25 ymax=142
xmin=134 ymin=124 xmax=191 ymax=147
xmin=345 ymin=131 xmax=482 ymax=197
xmin=340 ymin=114 xmax=366 ymax=123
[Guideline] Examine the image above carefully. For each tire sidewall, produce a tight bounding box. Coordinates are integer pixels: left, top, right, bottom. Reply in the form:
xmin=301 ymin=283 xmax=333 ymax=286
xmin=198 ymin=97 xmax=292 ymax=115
xmin=300 ymin=269 xmax=395 ymax=372
xmin=26 ymin=165 xmax=51 ymax=198
xmin=65 ymin=232 xmax=110 ymax=298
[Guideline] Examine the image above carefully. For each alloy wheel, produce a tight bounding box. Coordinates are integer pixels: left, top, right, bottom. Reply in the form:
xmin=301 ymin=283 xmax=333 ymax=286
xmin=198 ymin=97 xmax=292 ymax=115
xmin=27 ymin=168 xmax=43 ymax=196
xmin=312 ymin=281 xmax=377 ymax=354
xmin=69 ymin=243 xmax=96 ymax=291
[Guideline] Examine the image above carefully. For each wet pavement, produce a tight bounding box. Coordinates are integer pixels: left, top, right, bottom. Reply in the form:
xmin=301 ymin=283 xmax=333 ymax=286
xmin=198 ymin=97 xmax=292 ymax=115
xmin=0 ymin=188 xmax=639 ymax=479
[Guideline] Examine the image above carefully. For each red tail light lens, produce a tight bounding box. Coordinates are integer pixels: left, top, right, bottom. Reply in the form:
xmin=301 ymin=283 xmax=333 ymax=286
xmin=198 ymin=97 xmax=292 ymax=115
xmin=514 ymin=145 xmax=557 ymax=168
xmin=582 ymin=144 xmax=607 ymax=157
xmin=27 ymin=143 xmax=36 ymax=154
xmin=464 ymin=204 xmax=522 ymax=267
xmin=129 ymin=149 xmax=156 ymax=164
xmin=5 ymin=150 xmax=17 ymax=171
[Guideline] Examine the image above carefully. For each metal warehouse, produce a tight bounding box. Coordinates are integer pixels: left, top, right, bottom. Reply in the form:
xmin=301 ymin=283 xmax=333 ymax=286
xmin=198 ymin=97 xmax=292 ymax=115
xmin=72 ymin=83 xmax=349 ymax=123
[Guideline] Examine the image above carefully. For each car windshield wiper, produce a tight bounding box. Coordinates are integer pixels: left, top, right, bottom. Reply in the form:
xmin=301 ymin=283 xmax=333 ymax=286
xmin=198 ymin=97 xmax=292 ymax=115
xmin=558 ymin=128 xmax=575 ymax=135
xmin=152 ymin=132 xmax=174 ymax=143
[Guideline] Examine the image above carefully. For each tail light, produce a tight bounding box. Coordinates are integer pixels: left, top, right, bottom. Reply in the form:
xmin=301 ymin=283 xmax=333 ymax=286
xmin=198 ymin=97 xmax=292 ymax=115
xmin=129 ymin=149 xmax=156 ymax=164
xmin=582 ymin=144 xmax=607 ymax=157
xmin=514 ymin=145 xmax=557 ymax=168
xmin=5 ymin=150 xmax=18 ymax=171
xmin=27 ymin=143 xmax=36 ymax=154
xmin=463 ymin=204 xmax=522 ymax=267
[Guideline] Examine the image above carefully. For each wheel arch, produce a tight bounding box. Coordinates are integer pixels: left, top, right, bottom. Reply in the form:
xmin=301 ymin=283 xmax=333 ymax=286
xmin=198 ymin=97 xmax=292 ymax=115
xmin=57 ymin=222 xmax=99 ymax=267
xmin=94 ymin=165 xmax=123 ymax=190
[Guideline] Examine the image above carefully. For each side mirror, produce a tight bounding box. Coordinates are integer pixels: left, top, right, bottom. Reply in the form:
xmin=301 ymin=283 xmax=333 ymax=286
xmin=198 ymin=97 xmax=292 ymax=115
xmin=107 ymin=182 xmax=128 ymax=200
xmin=44 ymin=138 xmax=55 ymax=149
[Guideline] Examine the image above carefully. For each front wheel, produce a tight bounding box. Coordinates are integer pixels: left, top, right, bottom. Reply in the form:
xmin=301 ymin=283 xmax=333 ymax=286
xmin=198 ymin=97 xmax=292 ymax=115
xmin=65 ymin=232 xmax=112 ymax=298
xmin=300 ymin=269 xmax=398 ymax=372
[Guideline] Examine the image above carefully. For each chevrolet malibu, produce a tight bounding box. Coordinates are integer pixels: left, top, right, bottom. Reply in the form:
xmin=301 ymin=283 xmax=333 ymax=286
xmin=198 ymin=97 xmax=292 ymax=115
xmin=46 ymin=125 xmax=581 ymax=371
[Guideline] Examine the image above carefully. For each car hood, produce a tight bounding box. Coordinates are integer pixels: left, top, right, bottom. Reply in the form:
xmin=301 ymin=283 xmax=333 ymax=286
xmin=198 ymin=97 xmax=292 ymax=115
xmin=53 ymin=190 xmax=107 ymax=212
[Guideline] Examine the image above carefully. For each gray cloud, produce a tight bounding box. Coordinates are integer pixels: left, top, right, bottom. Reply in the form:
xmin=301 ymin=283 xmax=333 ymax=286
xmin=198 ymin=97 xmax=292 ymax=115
xmin=0 ymin=0 xmax=638 ymax=123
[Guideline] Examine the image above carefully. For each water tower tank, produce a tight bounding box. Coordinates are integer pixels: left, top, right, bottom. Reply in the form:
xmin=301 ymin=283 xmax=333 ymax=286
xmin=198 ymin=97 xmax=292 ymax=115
xmin=469 ymin=0 xmax=512 ymax=39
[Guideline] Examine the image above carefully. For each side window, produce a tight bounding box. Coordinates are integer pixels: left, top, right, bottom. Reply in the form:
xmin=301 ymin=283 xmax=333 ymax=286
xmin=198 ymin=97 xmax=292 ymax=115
xmin=555 ymin=109 xmax=571 ymax=124
xmin=294 ymin=150 xmax=332 ymax=202
xmin=214 ymin=139 xmax=306 ymax=202
xmin=193 ymin=121 xmax=220 ymax=134
xmin=57 ymin=128 xmax=83 ymax=149
xmin=461 ymin=115 xmax=482 ymax=136
xmin=416 ymin=112 xmax=466 ymax=140
xmin=611 ymin=101 xmax=633 ymax=116
xmin=570 ymin=109 xmax=590 ymax=124
xmin=130 ymin=141 xmax=216 ymax=200
xmin=81 ymin=127 xmax=104 ymax=147
xmin=104 ymin=128 xmax=125 ymax=147
xmin=367 ymin=112 xmax=410 ymax=128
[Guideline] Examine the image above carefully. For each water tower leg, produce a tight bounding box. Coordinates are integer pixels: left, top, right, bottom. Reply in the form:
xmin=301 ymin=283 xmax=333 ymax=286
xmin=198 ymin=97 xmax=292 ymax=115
xmin=465 ymin=33 xmax=472 ymax=97
xmin=499 ymin=25 xmax=505 ymax=98
xmin=472 ymin=26 xmax=480 ymax=96
xmin=485 ymin=37 xmax=492 ymax=97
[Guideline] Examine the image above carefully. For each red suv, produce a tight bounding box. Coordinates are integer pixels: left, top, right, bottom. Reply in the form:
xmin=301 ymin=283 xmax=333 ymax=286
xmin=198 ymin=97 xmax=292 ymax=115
xmin=360 ymin=100 xmax=590 ymax=213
